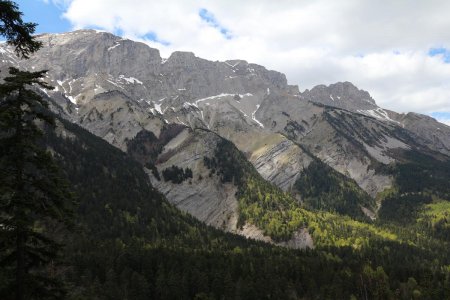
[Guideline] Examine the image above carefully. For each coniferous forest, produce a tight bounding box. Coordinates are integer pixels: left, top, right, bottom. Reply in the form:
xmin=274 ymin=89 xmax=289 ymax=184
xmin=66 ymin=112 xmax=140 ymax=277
xmin=1 ymin=1 xmax=450 ymax=299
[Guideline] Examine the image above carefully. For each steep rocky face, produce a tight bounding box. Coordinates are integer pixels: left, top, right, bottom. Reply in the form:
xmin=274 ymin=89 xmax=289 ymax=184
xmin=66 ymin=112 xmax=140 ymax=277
xmin=299 ymin=81 xmax=450 ymax=157
xmin=148 ymin=129 xmax=240 ymax=231
xmin=302 ymin=81 xmax=378 ymax=111
xmin=297 ymin=110 xmax=402 ymax=197
xmin=301 ymin=82 xmax=406 ymax=128
xmin=235 ymin=132 xmax=313 ymax=192
xmin=392 ymin=112 xmax=450 ymax=156
xmin=255 ymin=92 xmax=406 ymax=197
xmin=77 ymin=90 xmax=165 ymax=150
xmin=33 ymin=30 xmax=161 ymax=79
xmin=17 ymin=30 xmax=291 ymax=111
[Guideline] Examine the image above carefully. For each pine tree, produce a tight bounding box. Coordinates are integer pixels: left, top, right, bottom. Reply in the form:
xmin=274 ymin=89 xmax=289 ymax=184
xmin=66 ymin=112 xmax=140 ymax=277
xmin=0 ymin=67 xmax=74 ymax=299
xmin=0 ymin=2 xmax=74 ymax=299
xmin=0 ymin=0 xmax=42 ymax=58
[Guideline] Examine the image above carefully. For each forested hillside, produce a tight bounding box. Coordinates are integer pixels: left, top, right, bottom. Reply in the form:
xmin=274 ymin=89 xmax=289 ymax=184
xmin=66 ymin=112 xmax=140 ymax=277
xmin=34 ymin=118 xmax=450 ymax=299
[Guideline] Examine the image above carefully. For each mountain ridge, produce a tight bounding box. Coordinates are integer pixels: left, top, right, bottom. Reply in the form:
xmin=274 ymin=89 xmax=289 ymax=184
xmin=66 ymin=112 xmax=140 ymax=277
xmin=2 ymin=29 xmax=450 ymax=243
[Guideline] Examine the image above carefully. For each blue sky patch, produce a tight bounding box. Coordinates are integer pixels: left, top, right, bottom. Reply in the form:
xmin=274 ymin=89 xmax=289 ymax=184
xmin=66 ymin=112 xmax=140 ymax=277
xmin=142 ymin=32 xmax=170 ymax=46
xmin=15 ymin=0 xmax=71 ymax=34
xmin=12 ymin=1 xmax=170 ymax=46
xmin=428 ymin=47 xmax=450 ymax=63
xmin=199 ymin=8 xmax=232 ymax=40
xmin=430 ymin=112 xmax=450 ymax=126
xmin=431 ymin=112 xmax=450 ymax=120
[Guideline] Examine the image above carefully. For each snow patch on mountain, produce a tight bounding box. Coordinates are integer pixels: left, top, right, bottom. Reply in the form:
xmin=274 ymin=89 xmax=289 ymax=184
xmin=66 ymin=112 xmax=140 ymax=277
xmin=194 ymin=93 xmax=253 ymax=106
xmin=225 ymin=61 xmax=240 ymax=68
xmin=94 ymin=84 xmax=106 ymax=94
xmin=106 ymin=79 xmax=124 ymax=89
xmin=357 ymin=108 xmax=400 ymax=124
xmin=118 ymin=75 xmax=143 ymax=84
xmin=252 ymin=104 xmax=264 ymax=128
xmin=154 ymin=102 xmax=163 ymax=114
xmin=107 ymin=43 xmax=120 ymax=51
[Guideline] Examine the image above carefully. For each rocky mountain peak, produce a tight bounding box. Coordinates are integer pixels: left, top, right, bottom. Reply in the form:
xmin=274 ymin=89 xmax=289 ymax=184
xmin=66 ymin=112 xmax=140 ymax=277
xmin=303 ymin=81 xmax=378 ymax=111
xmin=166 ymin=51 xmax=197 ymax=65
xmin=29 ymin=29 xmax=162 ymax=79
xmin=221 ymin=59 xmax=288 ymax=88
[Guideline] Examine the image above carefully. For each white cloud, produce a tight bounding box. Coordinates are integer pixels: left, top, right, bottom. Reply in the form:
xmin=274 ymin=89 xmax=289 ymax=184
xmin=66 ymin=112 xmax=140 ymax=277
xmin=56 ymin=0 xmax=450 ymax=114
xmin=42 ymin=0 xmax=72 ymax=8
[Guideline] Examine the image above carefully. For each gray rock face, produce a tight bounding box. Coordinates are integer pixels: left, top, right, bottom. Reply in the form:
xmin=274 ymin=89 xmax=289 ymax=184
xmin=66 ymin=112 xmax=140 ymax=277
xmin=77 ymin=90 xmax=165 ymax=150
xmin=299 ymin=81 xmax=450 ymax=157
xmin=251 ymin=139 xmax=310 ymax=191
xmin=278 ymin=228 xmax=314 ymax=249
xmin=150 ymin=129 xmax=240 ymax=231
xmin=237 ymin=225 xmax=313 ymax=250
xmin=33 ymin=30 xmax=161 ymax=79
xmin=392 ymin=112 xmax=450 ymax=156
xmin=228 ymin=132 xmax=313 ymax=192
xmin=303 ymin=81 xmax=378 ymax=111
xmin=254 ymin=92 xmax=398 ymax=197
xmin=24 ymin=30 xmax=289 ymax=108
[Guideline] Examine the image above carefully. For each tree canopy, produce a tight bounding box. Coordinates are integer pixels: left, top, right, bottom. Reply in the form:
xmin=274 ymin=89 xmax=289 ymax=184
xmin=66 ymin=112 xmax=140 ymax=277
xmin=0 ymin=0 xmax=41 ymax=58
xmin=0 ymin=2 xmax=74 ymax=299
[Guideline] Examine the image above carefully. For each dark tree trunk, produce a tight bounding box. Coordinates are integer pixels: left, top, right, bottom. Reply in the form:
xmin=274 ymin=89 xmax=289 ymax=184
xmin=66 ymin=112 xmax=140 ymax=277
xmin=15 ymin=228 xmax=25 ymax=300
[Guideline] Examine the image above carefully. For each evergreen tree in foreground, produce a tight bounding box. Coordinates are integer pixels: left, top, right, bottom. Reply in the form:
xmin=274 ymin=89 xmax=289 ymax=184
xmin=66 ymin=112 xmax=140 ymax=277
xmin=0 ymin=67 xmax=74 ymax=299
xmin=0 ymin=2 xmax=74 ymax=299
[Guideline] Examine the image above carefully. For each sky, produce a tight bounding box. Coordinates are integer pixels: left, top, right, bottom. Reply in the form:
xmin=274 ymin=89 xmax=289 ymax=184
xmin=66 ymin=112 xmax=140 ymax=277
xmin=14 ymin=0 xmax=450 ymax=125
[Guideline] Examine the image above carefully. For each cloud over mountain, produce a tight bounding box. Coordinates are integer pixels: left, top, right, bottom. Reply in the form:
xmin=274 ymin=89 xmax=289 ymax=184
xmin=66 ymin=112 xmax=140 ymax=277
xmin=48 ymin=0 xmax=450 ymax=119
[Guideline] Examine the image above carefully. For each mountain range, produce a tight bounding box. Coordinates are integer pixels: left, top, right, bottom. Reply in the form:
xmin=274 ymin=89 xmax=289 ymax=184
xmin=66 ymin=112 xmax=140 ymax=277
xmin=1 ymin=29 xmax=450 ymax=244
xmin=2 ymin=29 xmax=450 ymax=298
